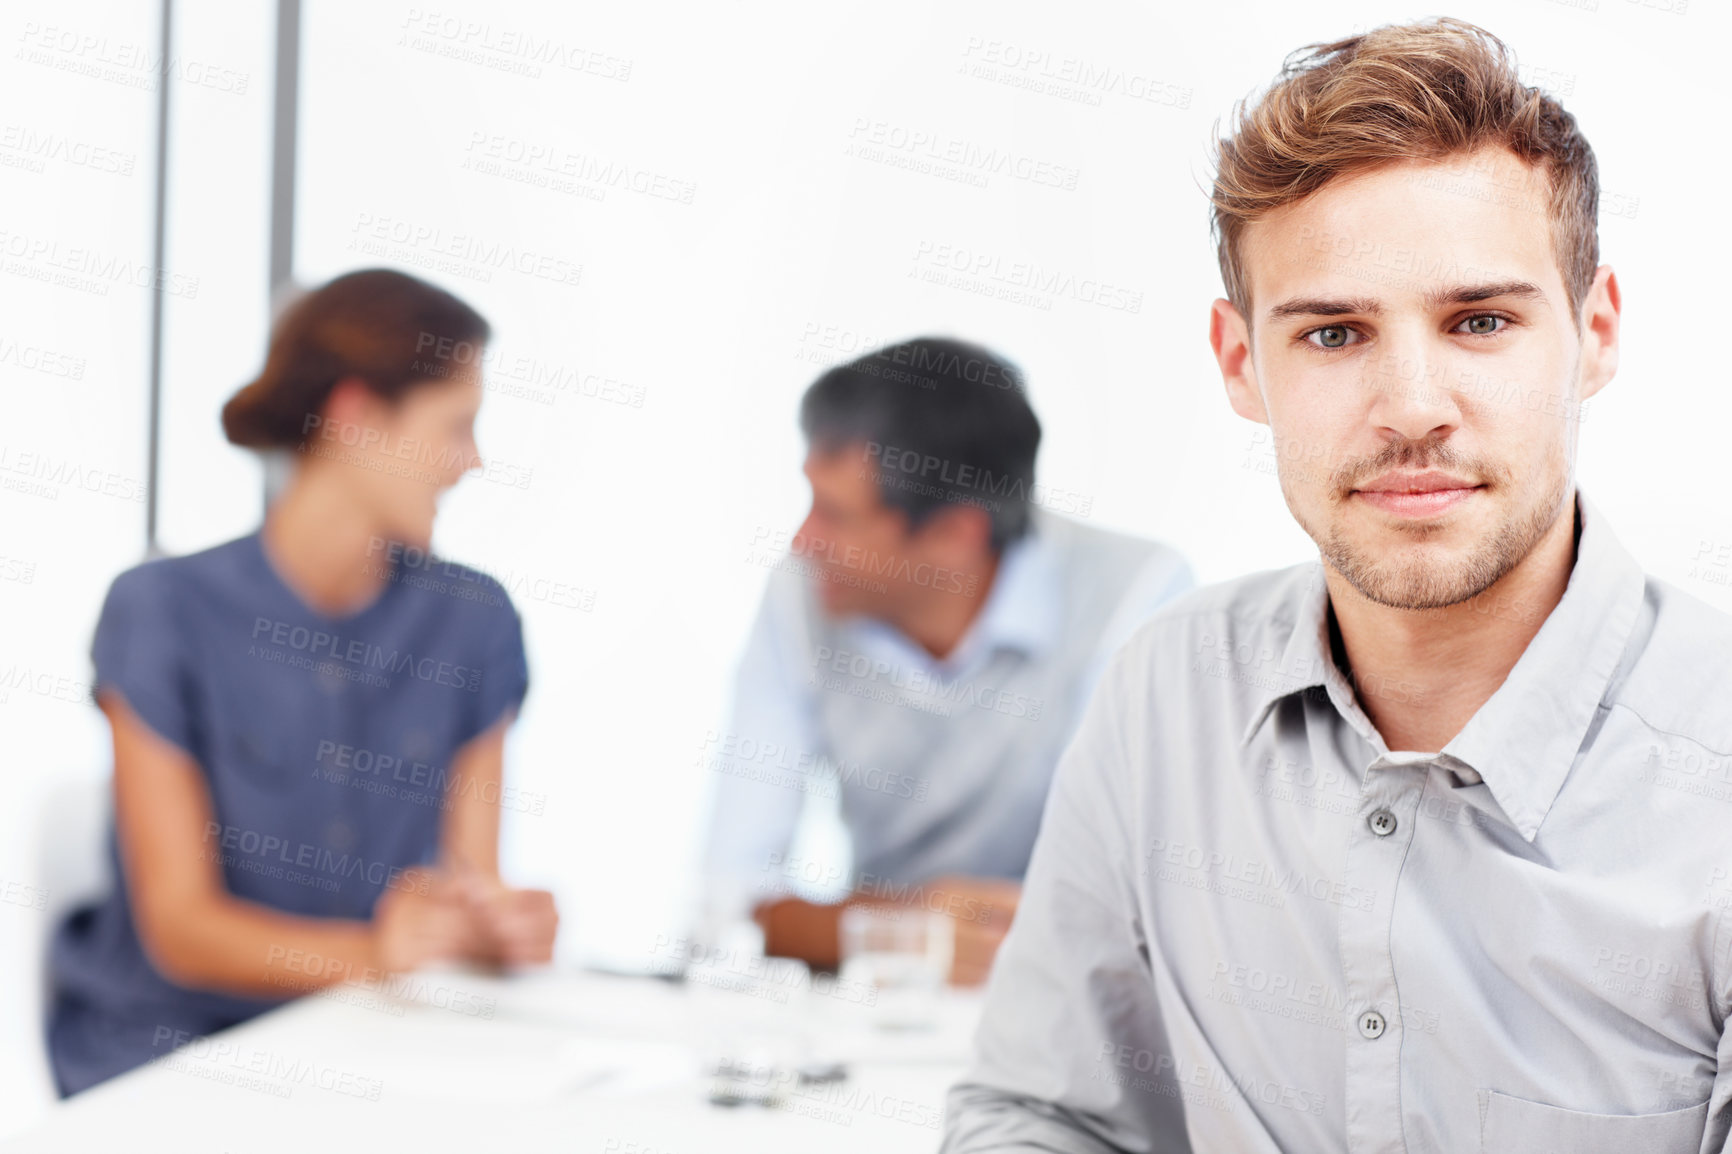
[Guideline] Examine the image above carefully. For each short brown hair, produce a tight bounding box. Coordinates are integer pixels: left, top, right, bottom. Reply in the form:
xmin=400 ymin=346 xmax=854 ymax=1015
xmin=1209 ymin=18 xmax=1598 ymax=325
xmin=222 ymin=268 xmax=490 ymax=449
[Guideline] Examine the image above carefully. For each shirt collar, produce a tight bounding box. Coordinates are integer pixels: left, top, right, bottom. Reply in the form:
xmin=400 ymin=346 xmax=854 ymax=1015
xmin=1439 ymin=487 xmax=1644 ymax=841
xmin=838 ymin=514 xmax=1064 ymax=669
xmin=1239 ymin=487 xmax=1646 ymax=842
xmin=958 ymin=513 xmax=1064 ymax=663
xmin=1237 ymin=563 xmax=1334 ymax=748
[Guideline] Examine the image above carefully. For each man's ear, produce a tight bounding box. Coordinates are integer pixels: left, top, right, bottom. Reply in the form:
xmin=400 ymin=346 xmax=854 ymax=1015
xmin=1577 ymin=264 xmax=1620 ymax=404
xmin=1211 ymin=298 xmax=1268 ymax=424
xmin=914 ymin=502 xmax=995 ymax=557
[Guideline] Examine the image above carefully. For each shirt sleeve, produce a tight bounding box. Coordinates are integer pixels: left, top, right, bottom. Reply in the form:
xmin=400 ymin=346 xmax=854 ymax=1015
xmin=1704 ymin=905 xmax=1732 ymax=1152
xmin=465 ymin=588 xmax=530 ymax=743
xmin=698 ymin=567 xmax=822 ymax=925
xmin=942 ymin=643 xmax=1189 ymax=1153
xmin=90 ymin=565 xmax=199 ymax=758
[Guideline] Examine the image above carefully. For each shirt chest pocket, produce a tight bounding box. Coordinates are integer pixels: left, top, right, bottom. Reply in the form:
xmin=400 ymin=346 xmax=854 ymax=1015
xmin=1480 ymin=1090 xmax=1708 ymax=1153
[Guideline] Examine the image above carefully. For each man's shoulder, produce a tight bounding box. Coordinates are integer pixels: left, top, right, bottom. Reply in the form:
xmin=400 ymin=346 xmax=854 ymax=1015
xmin=1032 ymin=513 xmax=1195 ymax=625
xmin=758 ymin=548 xmax=819 ymax=613
xmin=1128 ymin=560 xmax=1320 ymax=644
xmin=1613 ymin=575 xmax=1732 ymax=752
xmin=1097 ymin=560 xmax=1323 ymax=700
xmin=746 ymin=550 xmax=831 ymax=659
xmin=1033 ymin=509 xmax=1183 ymax=570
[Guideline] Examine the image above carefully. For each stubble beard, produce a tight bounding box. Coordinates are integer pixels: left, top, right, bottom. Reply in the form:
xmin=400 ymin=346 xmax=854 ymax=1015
xmin=1288 ymin=448 xmax=1570 ymax=612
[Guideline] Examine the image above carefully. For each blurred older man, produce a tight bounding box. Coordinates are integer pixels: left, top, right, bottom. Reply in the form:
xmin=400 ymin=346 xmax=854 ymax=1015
xmin=700 ymin=337 xmax=1192 ymax=982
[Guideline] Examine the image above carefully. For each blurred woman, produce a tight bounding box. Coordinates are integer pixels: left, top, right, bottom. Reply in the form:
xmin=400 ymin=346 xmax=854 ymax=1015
xmin=47 ymin=268 xmax=557 ymax=1095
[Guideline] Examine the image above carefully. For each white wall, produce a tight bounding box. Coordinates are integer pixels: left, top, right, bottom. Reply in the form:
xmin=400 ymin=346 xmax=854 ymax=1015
xmin=292 ymin=0 xmax=1730 ymax=967
xmin=0 ymin=0 xmax=274 ymax=1131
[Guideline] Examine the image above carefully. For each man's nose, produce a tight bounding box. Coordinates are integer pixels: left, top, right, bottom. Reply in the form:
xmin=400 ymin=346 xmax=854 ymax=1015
xmin=1363 ymin=341 xmax=1459 ymax=441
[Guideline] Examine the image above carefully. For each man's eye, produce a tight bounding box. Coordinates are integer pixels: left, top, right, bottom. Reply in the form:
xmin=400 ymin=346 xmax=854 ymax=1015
xmin=1458 ymin=315 xmax=1506 ymax=336
xmin=1304 ymin=325 xmax=1358 ymax=349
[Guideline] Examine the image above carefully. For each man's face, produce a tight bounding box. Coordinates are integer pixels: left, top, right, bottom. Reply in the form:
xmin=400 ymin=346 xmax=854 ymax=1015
xmin=794 ymin=443 xmax=990 ymax=620
xmin=1212 ymin=145 xmax=1618 ymax=610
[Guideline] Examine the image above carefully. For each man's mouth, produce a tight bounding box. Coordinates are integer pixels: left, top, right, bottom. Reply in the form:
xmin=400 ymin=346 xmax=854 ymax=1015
xmin=1352 ymin=470 xmax=1484 ymax=518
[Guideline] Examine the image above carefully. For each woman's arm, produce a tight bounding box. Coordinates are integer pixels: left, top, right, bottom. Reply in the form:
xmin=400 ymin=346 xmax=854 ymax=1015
xmin=106 ymin=690 xmax=471 ymax=999
xmin=437 ymin=711 xmax=512 ymax=877
xmin=436 ymin=711 xmax=558 ymax=967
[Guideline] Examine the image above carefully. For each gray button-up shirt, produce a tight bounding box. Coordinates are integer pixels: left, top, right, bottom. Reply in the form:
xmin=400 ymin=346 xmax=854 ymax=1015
xmin=944 ymin=488 xmax=1732 ymax=1153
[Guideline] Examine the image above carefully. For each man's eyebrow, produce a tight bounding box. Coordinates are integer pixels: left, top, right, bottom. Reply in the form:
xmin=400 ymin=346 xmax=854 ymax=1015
xmin=1425 ymin=280 xmax=1548 ymax=309
xmin=1265 ymin=296 xmax=1382 ymax=321
xmin=1264 ymin=280 xmax=1549 ymax=322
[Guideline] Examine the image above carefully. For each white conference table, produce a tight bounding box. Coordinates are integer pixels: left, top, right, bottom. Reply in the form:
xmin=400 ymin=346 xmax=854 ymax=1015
xmin=6 ymin=964 xmax=982 ymax=1152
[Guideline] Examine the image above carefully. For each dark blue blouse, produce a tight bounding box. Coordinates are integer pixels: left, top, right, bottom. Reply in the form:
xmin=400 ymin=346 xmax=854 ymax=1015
xmin=47 ymin=531 xmax=528 ymax=1095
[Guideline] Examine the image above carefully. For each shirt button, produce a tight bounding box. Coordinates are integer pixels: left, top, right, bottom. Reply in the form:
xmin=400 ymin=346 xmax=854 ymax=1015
xmin=1368 ymin=808 xmax=1398 ymax=837
xmin=1357 ymin=1010 xmax=1387 ymax=1040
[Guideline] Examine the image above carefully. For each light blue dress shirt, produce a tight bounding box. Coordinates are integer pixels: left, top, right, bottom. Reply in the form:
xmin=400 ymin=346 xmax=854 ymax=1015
xmin=702 ymin=509 xmax=1194 ymax=921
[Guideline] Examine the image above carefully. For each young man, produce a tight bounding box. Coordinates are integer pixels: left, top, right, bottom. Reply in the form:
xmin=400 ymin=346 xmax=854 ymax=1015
xmin=944 ymin=18 xmax=1732 ymax=1152
xmin=700 ymin=337 xmax=1193 ymax=982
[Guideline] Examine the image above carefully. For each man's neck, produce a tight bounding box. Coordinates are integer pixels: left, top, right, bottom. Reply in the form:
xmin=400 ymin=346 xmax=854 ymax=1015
xmin=890 ymin=551 xmax=1002 ymax=662
xmin=1324 ymin=502 xmax=1580 ymax=753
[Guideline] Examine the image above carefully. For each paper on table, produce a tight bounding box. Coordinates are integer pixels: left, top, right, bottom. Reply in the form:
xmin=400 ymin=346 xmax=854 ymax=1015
xmin=330 ymin=1026 xmax=695 ymax=1106
xmin=388 ymin=964 xmax=690 ymax=1039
